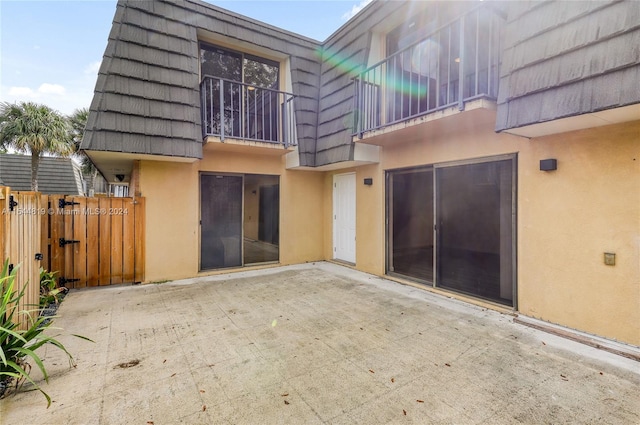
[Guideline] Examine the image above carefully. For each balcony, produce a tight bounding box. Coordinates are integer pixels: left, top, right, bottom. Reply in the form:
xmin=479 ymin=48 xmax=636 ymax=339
xmin=353 ymin=5 xmax=504 ymax=138
xmin=200 ymin=76 xmax=296 ymax=149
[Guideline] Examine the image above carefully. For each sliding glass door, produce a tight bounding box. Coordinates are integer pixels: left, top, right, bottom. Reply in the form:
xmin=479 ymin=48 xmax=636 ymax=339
xmin=200 ymin=174 xmax=243 ymax=270
xmin=387 ymin=156 xmax=515 ymax=306
xmin=435 ymin=159 xmax=514 ymax=304
xmin=200 ymin=173 xmax=280 ymax=271
xmin=388 ymin=169 xmax=434 ymax=281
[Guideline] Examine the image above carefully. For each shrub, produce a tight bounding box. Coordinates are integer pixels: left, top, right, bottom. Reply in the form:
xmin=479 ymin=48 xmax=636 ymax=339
xmin=39 ymin=268 xmax=66 ymax=308
xmin=0 ymin=260 xmax=91 ymax=407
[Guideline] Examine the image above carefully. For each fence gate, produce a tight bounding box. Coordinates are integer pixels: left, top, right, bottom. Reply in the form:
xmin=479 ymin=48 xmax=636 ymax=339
xmin=41 ymin=195 xmax=145 ymax=289
xmin=0 ymin=188 xmax=42 ymax=325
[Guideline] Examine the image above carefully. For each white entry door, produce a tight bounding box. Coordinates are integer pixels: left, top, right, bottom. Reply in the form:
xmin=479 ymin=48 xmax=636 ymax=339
xmin=333 ymin=173 xmax=356 ymax=263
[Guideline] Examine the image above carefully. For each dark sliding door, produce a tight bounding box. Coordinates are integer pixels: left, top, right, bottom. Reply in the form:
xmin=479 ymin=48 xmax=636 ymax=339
xmin=386 ymin=157 xmax=515 ymax=306
xmin=436 ymin=159 xmax=514 ymax=304
xmin=388 ymin=169 xmax=434 ymax=281
xmin=258 ymin=185 xmax=279 ymax=245
xmin=200 ymin=174 xmax=243 ymax=270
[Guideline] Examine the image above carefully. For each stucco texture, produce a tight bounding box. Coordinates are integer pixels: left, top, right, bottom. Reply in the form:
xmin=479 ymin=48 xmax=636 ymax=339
xmin=340 ymin=111 xmax=639 ymax=346
xmin=517 ymin=121 xmax=640 ymax=346
xmin=138 ymin=147 xmax=324 ymax=283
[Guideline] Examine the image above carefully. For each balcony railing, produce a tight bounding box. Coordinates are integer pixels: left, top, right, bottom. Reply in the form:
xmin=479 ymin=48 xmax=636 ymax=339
xmin=354 ymin=6 xmax=504 ymax=136
xmin=200 ymin=76 xmax=297 ymax=147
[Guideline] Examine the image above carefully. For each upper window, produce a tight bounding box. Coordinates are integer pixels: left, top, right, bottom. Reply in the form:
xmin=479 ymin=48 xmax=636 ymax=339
xmin=200 ymin=43 xmax=279 ymax=90
xmin=386 ymin=11 xmax=438 ymax=57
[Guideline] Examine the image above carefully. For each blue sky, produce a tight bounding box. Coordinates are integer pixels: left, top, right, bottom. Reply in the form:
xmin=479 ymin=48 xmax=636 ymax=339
xmin=0 ymin=0 xmax=371 ymax=115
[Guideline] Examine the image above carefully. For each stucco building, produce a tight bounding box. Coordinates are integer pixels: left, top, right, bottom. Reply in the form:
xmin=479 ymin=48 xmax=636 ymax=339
xmin=82 ymin=0 xmax=640 ymax=347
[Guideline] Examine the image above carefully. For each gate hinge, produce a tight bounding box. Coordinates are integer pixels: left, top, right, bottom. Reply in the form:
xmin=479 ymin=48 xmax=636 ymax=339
xmin=9 ymin=195 xmax=18 ymax=211
xmin=58 ymin=199 xmax=80 ymax=208
xmin=59 ymin=238 xmax=80 ymax=247
xmin=58 ymin=277 xmax=80 ymax=286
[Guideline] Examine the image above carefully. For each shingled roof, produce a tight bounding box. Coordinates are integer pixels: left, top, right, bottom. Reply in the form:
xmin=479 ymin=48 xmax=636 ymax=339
xmin=0 ymin=154 xmax=84 ymax=195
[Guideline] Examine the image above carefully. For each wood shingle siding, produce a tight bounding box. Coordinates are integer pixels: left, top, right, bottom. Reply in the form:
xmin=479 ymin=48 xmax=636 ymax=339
xmin=83 ymin=0 xmax=322 ymax=166
xmin=314 ymin=0 xmax=408 ymax=165
xmin=315 ymin=29 xmax=372 ymax=162
xmin=496 ymin=0 xmax=640 ymax=132
xmin=83 ymin=0 xmax=202 ymax=159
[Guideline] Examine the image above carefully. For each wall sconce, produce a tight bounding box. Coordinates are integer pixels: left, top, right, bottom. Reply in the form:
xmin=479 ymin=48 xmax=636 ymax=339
xmin=363 ymin=178 xmax=373 ymax=186
xmin=539 ymin=159 xmax=557 ymax=171
xmin=115 ymin=174 xmax=125 ymax=182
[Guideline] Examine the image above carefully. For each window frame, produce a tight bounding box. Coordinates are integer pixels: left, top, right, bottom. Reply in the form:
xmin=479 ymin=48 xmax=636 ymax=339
xmin=199 ymin=42 xmax=280 ymax=90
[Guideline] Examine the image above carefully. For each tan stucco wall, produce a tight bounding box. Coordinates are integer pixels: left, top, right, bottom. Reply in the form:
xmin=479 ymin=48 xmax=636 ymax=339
xmin=138 ymin=148 xmax=324 ymax=283
xmin=322 ymin=114 xmax=639 ymax=346
xmin=139 ymin=160 xmax=200 ymax=282
xmin=517 ymin=122 xmax=640 ymax=346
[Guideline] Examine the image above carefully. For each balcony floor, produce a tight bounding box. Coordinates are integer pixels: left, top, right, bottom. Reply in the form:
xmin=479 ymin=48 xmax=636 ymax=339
xmin=354 ymin=98 xmax=497 ymax=147
xmin=204 ymin=135 xmax=295 ymax=156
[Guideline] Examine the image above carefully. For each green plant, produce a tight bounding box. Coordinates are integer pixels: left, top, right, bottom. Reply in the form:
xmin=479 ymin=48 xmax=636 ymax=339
xmin=0 ymin=260 xmax=91 ymax=407
xmin=39 ymin=268 xmax=65 ymax=308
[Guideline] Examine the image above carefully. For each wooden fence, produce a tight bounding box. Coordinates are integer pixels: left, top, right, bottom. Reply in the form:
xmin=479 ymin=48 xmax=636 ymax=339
xmin=0 ymin=187 xmax=145 ymax=325
xmin=1 ymin=188 xmax=42 ymax=326
xmin=41 ymin=195 xmax=145 ymax=287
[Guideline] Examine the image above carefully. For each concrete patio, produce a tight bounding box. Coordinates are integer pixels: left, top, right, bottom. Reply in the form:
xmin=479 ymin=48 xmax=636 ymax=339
xmin=2 ymin=262 xmax=639 ymax=424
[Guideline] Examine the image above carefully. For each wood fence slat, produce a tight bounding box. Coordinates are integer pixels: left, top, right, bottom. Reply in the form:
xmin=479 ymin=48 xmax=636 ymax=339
xmin=26 ymin=193 xmax=41 ymax=314
xmin=134 ymin=197 xmax=145 ymax=283
xmin=10 ymin=192 xmax=41 ymax=329
xmin=98 ymin=198 xmax=112 ymax=286
xmin=49 ymin=195 xmax=65 ymax=278
xmin=73 ymin=197 xmax=87 ymax=288
xmin=122 ymin=198 xmax=135 ymax=283
xmin=12 ymin=194 xmax=22 ymax=321
xmin=11 ymin=195 xmax=21 ymax=322
xmin=86 ymin=198 xmax=100 ymax=286
xmin=110 ymin=198 xmax=124 ymax=285
xmin=63 ymin=196 xmax=74 ymax=286
xmin=40 ymin=194 xmax=50 ymax=271
xmin=0 ymin=186 xmax=9 ymax=265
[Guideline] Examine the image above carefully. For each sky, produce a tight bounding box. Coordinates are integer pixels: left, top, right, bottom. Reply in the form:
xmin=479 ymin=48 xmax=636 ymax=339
xmin=0 ymin=0 xmax=372 ymax=116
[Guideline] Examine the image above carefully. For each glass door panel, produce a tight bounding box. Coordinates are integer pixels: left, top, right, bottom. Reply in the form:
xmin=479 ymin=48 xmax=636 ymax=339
xmin=388 ymin=169 xmax=434 ymax=282
xmin=200 ymin=174 xmax=243 ymax=270
xmin=435 ymin=160 xmax=513 ymax=304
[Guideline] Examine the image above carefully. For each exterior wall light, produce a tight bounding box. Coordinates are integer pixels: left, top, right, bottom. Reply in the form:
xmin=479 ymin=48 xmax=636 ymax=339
xmin=539 ymin=159 xmax=557 ymax=171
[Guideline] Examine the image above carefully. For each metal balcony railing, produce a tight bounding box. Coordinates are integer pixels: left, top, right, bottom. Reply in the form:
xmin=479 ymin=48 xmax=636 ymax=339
xmin=200 ymin=76 xmax=297 ymax=147
xmin=354 ymin=6 xmax=504 ymax=136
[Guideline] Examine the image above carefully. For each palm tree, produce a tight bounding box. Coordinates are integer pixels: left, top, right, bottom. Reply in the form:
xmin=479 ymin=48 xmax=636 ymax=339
xmin=0 ymin=102 xmax=73 ymax=191
xmin=69 ymin=108 xmax=99 ymax=195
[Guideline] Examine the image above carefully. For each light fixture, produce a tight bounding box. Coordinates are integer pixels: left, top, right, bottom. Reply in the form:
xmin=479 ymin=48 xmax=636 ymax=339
xmin=364 ymin=178 xmax=373 ymax=186
xmin=454 ymin=57 xmax=461 ymax=63
xmin=115 ymin=174 xmax=125 ymax=182
xmin=539 ymin=159 xmax=557 ymax=171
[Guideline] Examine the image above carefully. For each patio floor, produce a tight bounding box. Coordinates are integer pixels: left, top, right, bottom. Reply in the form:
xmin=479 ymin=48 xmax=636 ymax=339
xmin=2 ymin=262 xmax=639 ymax=424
